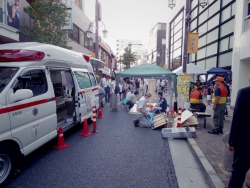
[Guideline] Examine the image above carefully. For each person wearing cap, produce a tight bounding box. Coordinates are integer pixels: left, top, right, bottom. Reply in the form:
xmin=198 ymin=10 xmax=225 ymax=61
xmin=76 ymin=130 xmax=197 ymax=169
xmin=208 ymin=76 xmax=228 ymax=135
xmin=192 ymin=79 xmax=203 ymax=92
xmin=189 ymin=87 xmax=206 ymax=112
xmin=134 ymin=93 xmax=152 ymax=128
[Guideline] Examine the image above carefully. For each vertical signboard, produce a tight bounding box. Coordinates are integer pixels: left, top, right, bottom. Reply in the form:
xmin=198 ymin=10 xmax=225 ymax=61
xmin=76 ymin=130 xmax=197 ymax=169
xmin=61 ymin=0 xmax=73 ymax=30
xmin=187 ymin=33 xmax=199 ymax=54
xmin=6 ymin=0 xmax=20 ymax=30
xmin=177 ymin=74 xmax=191 ymax=109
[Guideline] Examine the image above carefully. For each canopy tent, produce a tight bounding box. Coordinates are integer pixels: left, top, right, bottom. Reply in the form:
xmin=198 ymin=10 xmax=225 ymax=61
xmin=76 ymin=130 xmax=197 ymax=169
xmin=116 ymin=64 xmax=177 ymax=108
xmin=205 ymin=67 xmax=232 ymax=82
xmin=173 ymin=63 xmax=207 ymax=75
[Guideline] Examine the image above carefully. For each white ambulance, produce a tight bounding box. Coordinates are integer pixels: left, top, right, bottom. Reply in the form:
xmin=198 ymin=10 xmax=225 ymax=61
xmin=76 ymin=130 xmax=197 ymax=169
xmin=0 ymin=42 xmax=99 ymax=186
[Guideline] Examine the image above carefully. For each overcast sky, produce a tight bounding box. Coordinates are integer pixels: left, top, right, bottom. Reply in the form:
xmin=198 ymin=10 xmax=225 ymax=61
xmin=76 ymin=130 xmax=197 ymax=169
xmin=84 ymin=0 xmax=182 ymax=53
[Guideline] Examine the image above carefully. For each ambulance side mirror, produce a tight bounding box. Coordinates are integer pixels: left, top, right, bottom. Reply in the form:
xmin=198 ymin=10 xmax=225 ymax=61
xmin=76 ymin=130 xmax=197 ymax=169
xmin=10 ymin=89 xmax=33 ymax=103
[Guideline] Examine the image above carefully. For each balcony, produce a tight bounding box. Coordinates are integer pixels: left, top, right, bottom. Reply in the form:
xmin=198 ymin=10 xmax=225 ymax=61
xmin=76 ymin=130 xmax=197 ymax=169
xmin=245 ymin=15 xmax=250 ymax=32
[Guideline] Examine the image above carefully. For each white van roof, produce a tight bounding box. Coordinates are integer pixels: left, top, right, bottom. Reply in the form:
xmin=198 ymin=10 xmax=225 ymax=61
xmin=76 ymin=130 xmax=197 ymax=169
xmin=0 ymin=42 xmax=94 ymax=72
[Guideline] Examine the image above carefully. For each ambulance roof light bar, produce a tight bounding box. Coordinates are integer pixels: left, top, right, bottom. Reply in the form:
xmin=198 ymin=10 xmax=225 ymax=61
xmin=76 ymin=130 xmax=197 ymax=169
xmin=0 ymin=50 xmax=45 ymax=62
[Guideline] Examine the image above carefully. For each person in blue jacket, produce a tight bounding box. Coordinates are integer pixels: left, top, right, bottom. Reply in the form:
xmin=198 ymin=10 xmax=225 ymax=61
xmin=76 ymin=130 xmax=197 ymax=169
xmin=155 ymin=92 xmax=167 ymax=114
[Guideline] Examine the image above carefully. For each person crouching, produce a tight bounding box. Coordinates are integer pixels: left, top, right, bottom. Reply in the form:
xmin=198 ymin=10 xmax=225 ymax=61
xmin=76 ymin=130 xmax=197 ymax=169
xmin=134 ymin=93 xmax=152 ymax=128
xmin=126 ymin=90 xmax=139 ymax=112
xmin=190 ymin=87 xmax=206 ymax=112
xmin=155 ymin=92 xmax=167 ymax=114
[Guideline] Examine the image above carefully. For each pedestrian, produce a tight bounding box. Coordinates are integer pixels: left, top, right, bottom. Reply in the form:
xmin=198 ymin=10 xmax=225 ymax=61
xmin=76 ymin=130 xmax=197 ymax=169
xmin=190 ymin=87 xmax=206 ymax=112
xmin=161 ymin=80 xmax=165 ymax=92
xmin=207 ymin=84 xmax=214 ymax=106
xmin=109 ymin=76 xmax=118 ymax=111
xmin=104 ymin=75 xmax=111 ymax=103
xmin=126 ymin=90 xmax=139 ymax=112
xmin=122 ymin=77 xmax=129 ymax=100
xmin=139 ymin=79 xmax=145 ymax=98
xmin=98 ymin=84 xmax=105 ymax=107
xmin=135 ymin=79 xmax=140 ymax=91
xmin=155 ymin=92 xmax=168 ymax=114
xmin=208 ymin=76 xmax=228 ymax=135
xmin=227 ymin=84 xmax=250 ymax=188
xmin=133 ymin=93 xmax=152 ymax=128
xmin=156 ymin=79 xmax=160 ymax=93
xmin=144 ymin=78 xmax=149 ymax=93
xmin=118 ymin=80 xmax=123 ymax=102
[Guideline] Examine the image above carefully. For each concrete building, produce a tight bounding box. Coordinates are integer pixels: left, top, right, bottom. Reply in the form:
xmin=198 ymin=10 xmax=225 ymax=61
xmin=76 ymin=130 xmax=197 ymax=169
xmin=147 ymin=22 xmax=167 ymax=65
xmin=0 ymin=0 xmax=20 ymax=43
xmin=116 ymin=39 xmax=142 ymax=58
xmin=231 ymin=0 xmax=250 ymax=107
xmin=167 ymin=0 xmax=235 ymax=71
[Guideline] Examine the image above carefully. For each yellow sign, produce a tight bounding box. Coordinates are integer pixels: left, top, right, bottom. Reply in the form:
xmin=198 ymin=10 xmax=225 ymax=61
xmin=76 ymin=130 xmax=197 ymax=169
xmin=90 ymin=52 xmax=96 ymax=58
xmin=187 ymin=33 xmax=199 ymax=54
xmin=178 ymin=74 xmax=191 ymax=103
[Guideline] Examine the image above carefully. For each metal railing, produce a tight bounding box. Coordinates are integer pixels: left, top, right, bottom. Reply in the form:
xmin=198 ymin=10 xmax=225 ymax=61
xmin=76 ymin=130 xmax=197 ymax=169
xmin=245 ymin=15 xmax=250 ymax=32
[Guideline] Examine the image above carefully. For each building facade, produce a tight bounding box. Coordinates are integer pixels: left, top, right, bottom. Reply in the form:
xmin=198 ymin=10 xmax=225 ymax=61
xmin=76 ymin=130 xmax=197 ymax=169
xmin=116 ymin=39 xmax=142 ymax=58
xmin=167 ymin=0 xmax=236 ymax=71
xmin=147 ymin=22 xmax=167 ymax=65
xmin=230 ymin=0 xmax=250 ymax=107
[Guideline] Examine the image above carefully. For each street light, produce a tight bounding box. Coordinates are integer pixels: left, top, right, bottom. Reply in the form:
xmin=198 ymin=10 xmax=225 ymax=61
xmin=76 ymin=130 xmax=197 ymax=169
xmin=85 ymin=0 xmax=108 ymax=60
xmin=168 ymin=0 xmax=176 ymax=9
xmin=168 ymin=0 xmax=208 ymax=73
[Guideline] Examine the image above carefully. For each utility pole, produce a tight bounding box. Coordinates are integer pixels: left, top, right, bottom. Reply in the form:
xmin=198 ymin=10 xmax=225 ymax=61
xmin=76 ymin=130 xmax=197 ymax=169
xmin=183 ymin=0 xmax=191 ymax=73
xmin=95 ymin=0 xmax=99 ymax=59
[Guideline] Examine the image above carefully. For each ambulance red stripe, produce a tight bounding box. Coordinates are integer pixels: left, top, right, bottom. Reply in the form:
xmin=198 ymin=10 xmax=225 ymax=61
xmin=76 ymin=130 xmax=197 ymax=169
xmin=0 ymin=97 xmax=56 ymax=115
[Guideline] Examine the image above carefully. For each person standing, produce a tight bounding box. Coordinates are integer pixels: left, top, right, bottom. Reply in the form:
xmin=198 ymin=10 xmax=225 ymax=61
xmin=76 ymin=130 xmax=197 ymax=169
xmin=207 ymin=84 xmax=214 ymax=106
xmin=122 ymin=77 xmax=129 ymax=100
xmin=98 ymin=84 xmax=105 ymax=107
xmin=161 ymin=80 xmax=165 ymax=92
xmin=109 ymin=76 xmax=118 ymax=111
xmin=144 ymin=78 xmax=149 ymax=93
xmin=208 ymin=77 xmax=228 ymax=135
xmin=105 ymin=76 xmax=111 ymax=103
xmin=156 ymin=79 xmax=161 ymax=93
xmin=227 ymin=85 xmax=250 ymax=188
xmin=139 ymin=79 xmax=145 ymax=98
xmin=135 ymin=79 xmax=140 ymax=91
xmin=118 ymin=80 xmax=123 ymax=102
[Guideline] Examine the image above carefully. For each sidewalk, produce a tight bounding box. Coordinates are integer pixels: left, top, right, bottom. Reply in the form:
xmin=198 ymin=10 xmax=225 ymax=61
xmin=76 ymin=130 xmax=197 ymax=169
xmin=194 ymin=105 xmax=250 ymax=187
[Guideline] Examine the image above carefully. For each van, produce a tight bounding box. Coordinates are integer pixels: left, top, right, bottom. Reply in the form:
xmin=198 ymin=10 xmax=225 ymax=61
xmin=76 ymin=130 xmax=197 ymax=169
xmin=0 ymin=42 xmax=99 ymax=186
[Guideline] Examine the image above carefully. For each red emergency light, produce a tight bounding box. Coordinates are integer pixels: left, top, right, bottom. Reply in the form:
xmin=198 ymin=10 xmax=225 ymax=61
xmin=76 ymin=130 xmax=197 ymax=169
xmin=83 ymin=54 xmax=90 ymax=62
xmin=0 ymin=50 xmax=45 ymax=62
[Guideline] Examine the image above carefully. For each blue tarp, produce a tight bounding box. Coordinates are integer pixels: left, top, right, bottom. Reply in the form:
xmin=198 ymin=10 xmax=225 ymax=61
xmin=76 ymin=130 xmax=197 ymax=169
xmin=206 ymin=67 xmax=232 ymax=82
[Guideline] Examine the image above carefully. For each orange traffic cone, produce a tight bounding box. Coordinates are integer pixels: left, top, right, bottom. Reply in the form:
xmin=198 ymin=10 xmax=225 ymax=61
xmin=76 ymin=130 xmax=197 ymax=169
xmin=92 ymin=106 xmax=98 ymax=133
xmin=97 ymin=106 xmax=104 ymax=118
xmin=54 ymin=127 xmax=70 ymax=150
xmin=79 ymin=119 xmax=92 ymax=137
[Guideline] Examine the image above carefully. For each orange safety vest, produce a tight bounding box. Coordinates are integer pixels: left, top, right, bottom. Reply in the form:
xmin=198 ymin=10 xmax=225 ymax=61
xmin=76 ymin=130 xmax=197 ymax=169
xmin=190 ymin=91 xmax=201 ymax=104
xmin=216 ymin=85 xmax=228 ymax=104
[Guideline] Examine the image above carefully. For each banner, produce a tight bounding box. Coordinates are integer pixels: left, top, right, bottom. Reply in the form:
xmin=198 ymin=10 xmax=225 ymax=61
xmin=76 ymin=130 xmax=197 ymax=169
xmin=85 ymin=89 xmax=95 ymax=113
xmin=187 ymin=33 xmax=199 ymax=54
xmin=6 ymin=0 xmax=19 ymax=30
xmin=178 ymin=74 xmax=191 ymax=109
xmin=61 ymin=0 xmax=73 ymax=30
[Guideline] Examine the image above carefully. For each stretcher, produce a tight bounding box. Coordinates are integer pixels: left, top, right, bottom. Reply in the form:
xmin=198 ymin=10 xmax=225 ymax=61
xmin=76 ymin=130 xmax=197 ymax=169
xmin=162 ymin=127 xmax=196 ymax=139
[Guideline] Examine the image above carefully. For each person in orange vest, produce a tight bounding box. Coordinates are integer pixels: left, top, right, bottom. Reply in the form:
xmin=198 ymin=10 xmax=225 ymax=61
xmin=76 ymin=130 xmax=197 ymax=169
xmin=208 ymin=76 xmax=228 ymax=135
xmin=190 ymin=87 xmax=206 ymax=112
xmin=192 ymin=79 xmax=203 ymax=92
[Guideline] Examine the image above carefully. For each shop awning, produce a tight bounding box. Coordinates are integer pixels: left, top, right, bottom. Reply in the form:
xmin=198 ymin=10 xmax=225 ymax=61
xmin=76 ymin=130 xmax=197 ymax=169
xmin=99 ymin=42 xmax=111 ymax=57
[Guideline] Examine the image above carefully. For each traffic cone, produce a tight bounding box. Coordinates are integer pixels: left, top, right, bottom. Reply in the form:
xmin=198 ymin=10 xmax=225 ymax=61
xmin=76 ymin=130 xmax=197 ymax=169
xmin=177 ymin=107 xmax=182 ymax=128
xmin=54 ymin=127 xmax=70 ymax=150
xmin=97 ymin=106 xmax=104 ymax=118
xmin=92 ymin=106 xmax=98 ymax=133
xmin=79 ymin=119 xmax=92 ymax=137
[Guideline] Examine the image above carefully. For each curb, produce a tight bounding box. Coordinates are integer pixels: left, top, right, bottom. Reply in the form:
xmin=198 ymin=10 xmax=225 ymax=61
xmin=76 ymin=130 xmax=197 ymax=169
xmin=187 ymin=138 xmax=225 ymax=188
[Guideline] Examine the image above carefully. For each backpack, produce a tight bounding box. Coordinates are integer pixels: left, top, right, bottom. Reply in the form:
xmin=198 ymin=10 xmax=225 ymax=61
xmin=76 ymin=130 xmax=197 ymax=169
xmin=115 ymin=85 xmax=120 ymax=94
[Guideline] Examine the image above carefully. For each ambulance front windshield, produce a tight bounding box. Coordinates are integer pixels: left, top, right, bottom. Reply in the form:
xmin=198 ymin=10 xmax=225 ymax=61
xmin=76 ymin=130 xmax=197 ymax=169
xmin=0 ymin=67 xmax=19 ymax=93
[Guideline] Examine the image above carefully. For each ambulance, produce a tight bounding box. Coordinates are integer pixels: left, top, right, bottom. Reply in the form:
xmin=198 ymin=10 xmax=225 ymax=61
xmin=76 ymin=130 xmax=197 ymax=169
xmin=0 ymin=42 xmax=99 ymax=186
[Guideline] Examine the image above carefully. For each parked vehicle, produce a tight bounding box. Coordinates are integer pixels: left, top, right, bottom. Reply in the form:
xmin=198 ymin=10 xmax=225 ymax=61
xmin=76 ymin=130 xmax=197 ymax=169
xmin=0 ymin=42 xmax=99 ymax=186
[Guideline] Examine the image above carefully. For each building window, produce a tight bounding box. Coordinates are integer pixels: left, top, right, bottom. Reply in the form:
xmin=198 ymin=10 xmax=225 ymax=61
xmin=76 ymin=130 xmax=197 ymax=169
xmin=191 ymin=7 xmax=198 ymax=19
xmin=198 ymin=22 xmax=208 ymax=34
xmin=218 ymin=52 xmax=233 ymax=67
xmin=248 ymin=3 xmax=250 ymax=16
xmin=190 ymin=19 xmax=197 ymax=30
xmin=219 ymin=37 xmax=230 ymax=52
xmin=208 ymin=0 xmax=220 ymax=17
xmin=222 ymin=0 xmax=232 ymax=7
xmin=198 ymin=9 xmax=208 ymax=25
xmin=68 ymin=24 xmax=79 ymax=43
xmin=220 ymin=19 xmax=234 ymax=37
xmin=206 ymin=43 xmax=218 ymax=56
xmin=198 ymin=35 xmax=206 ymax=48
xmin=205 ymin=57 xmax=217 ymax=69
xmin=207 ymin=28 xmax=218 ymax=44
xmin=196 ymin=60 xmax=205 ymax=69
xmin=197 ymin=47 xmax=206 ymax=60
xmin=191 ymin=0 xmax=198 ymax=10
xmin=208 ymin=14 xmax=219 ymax=30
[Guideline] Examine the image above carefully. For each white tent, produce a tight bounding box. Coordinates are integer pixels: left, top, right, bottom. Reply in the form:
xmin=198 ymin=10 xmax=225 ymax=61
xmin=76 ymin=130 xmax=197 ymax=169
xmin=173 ymin=63 xmax=207 ymax=75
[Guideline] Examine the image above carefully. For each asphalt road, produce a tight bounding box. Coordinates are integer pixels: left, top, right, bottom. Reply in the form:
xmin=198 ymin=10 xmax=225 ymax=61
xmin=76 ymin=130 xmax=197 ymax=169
xmin=7 ymin=102 xmax=178 ymax=188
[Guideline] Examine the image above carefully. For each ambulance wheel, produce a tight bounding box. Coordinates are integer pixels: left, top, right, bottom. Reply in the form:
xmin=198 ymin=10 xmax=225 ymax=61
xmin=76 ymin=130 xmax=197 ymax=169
xmin=0 ymin=146 xmax=17 ymax=187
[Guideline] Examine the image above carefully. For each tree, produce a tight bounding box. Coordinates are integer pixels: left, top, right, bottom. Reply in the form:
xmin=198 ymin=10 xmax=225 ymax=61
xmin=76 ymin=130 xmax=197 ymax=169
xmin=18 ymin=0 xmax=72 ymax=49
xmin=121 ymin=47 xmax=137 ymax=70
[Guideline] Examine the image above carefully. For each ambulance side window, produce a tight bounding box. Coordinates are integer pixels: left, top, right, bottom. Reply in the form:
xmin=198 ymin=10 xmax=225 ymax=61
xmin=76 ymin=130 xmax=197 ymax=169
xmin=89 ymin=73 xmax=97 ymax=86
xmin=12 ymin=70 xmax=48 ymax=97
xmin=74 ymin=71 xmax=92 ymax=89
